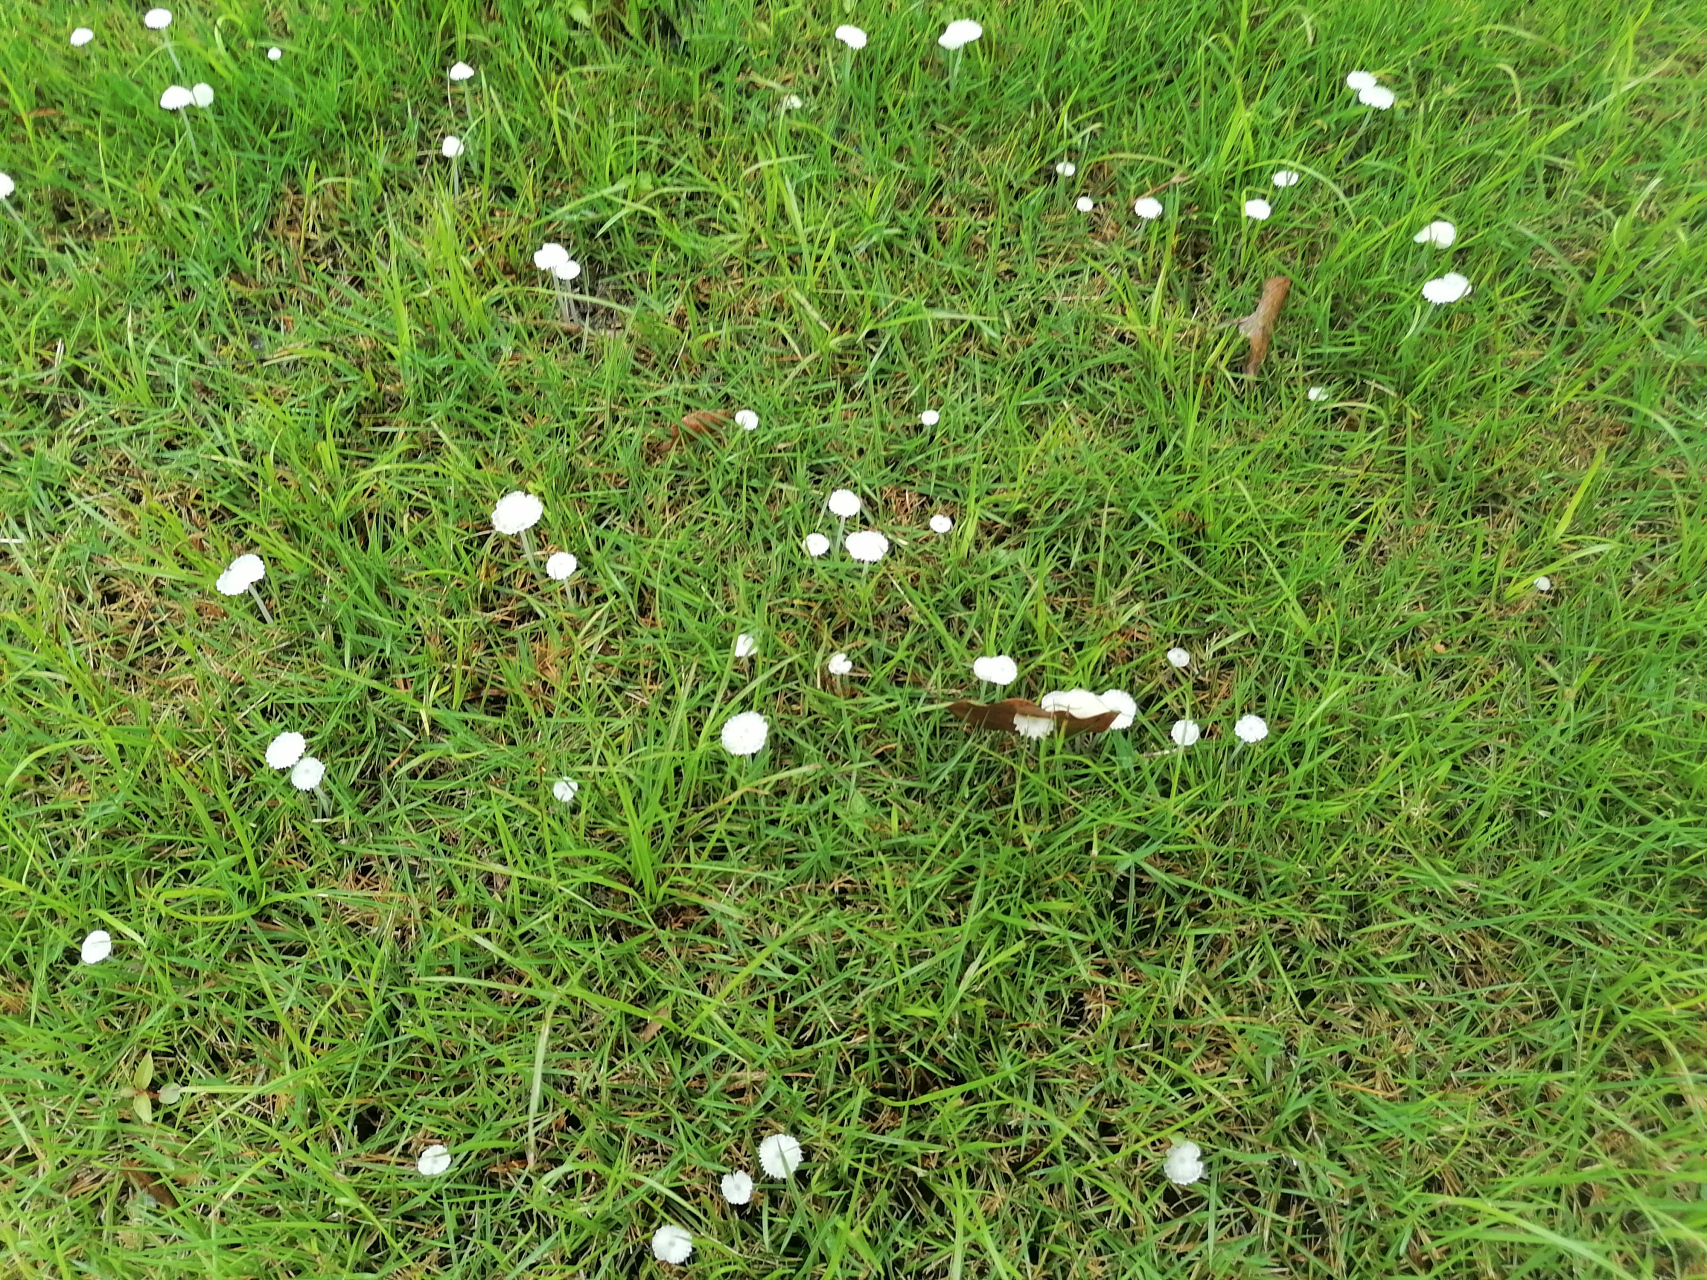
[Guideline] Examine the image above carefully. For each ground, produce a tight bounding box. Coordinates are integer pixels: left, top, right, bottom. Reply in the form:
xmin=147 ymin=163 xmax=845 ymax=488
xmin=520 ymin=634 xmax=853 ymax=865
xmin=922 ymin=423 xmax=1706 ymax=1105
xmin=1 ymin=0 xmax=1704 ymax=1276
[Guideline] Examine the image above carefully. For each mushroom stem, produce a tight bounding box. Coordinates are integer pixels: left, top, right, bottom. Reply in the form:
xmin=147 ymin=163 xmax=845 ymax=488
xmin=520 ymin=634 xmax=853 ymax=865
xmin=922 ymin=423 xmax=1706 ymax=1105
xmin=247 ymin=584 xmax=273 ymax=624
xmin=161 ymin=35 xmax=184 ymax=78
xmin=312 ymin=783 xmax=331 ymax=816
xmin=520 ymin=528 xmax=538 ymax=567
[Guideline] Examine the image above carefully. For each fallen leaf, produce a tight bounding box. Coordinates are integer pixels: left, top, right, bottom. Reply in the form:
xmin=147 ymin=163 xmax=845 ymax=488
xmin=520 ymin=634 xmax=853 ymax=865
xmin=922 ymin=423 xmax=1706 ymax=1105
xmin=1234 ymin=276 xmax=1290 ymax=377
xmin=122 ymin=1163 xmax=179 ymax=1209
xmin=947 ymin=698 xmax=1117 ymax=738
xmin=663 ymin=409 xmax=730 ymax=452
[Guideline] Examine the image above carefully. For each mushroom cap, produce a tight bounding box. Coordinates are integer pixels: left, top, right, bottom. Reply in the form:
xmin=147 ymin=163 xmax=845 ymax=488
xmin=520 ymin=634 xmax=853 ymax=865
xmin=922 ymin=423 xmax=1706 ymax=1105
xmin=938 ymin=18 xmax=984 ymax=49
xmin=759 ymin=1132 xmax=804 ymax=1177
xmin=1421 ymin=272 xmax=1472 ymax=304
xmin=1099 ymin=689 xmax=1138 ymax=730
xmin=490 ymin=490 xmax=543 ymax=534
xmin=651 ymin=1225 xmax=693 ymax=1264
xmin=266 ymin=731 xmax=307 ymax=770
xmin=827 ymin=488 xmax=861 ymax=518
xmin=532 ymin=242 xmax=569 ymax=271
xmin=1413 ymin=220 xmax=1457 ymax=248
xmin=844 ymin=530 xmax=889 ymax=563
xmin=290 ymin=756 xmax=326 ymax=789
xmin=719 ymin=711 xmax=769 ymax=757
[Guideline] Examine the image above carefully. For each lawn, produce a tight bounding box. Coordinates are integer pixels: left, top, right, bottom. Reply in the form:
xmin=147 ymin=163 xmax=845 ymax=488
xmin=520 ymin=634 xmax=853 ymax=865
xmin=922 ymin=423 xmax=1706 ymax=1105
xmin=2 ymin=0 xmax=1705 ymax=1275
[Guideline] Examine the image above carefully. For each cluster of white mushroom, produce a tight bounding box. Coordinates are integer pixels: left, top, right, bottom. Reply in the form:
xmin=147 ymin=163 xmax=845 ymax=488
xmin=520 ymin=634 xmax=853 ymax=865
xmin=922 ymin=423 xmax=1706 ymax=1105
xmin=972 ymin=649 xmax=1269 ymax=748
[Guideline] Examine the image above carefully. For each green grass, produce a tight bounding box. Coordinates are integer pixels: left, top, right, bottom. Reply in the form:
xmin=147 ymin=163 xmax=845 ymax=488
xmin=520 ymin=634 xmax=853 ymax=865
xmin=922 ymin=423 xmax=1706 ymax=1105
xmin=2 ymin=0 xmax=1705 ymax=1274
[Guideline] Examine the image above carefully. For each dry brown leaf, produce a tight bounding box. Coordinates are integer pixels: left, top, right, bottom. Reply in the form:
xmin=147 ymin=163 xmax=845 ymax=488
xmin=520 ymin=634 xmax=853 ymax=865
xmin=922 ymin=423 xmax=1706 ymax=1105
xmin=1234 ymin=276 xmax=1291 ymax=377
xmin=122 ymin=1162 xmax=179 ymax=1209
xmin=947 ymin=698 xmax=1117 ymax=738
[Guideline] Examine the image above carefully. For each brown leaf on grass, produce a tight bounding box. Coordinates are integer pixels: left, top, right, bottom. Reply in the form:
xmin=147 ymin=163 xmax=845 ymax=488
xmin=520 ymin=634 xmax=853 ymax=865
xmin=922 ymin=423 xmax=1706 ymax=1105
xmin=122 ymin=1162 xmax=179 ymax=1209
xmin=947 ymin=698 xmax=1117 ymax=738
xmin=1234 ymin=275 xmax=1291 ymax=377
xmin=653 ymin=409 xmax=731 ymax=460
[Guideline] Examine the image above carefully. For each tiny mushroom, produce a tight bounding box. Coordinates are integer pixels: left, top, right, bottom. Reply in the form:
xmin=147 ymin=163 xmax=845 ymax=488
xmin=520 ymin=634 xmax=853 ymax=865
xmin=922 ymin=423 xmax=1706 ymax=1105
xmin=827 ymin=489 xmax=861 ymax=519
xmin=720 ymin=711 xmax=769 ymax=758
xmin=491 ymin=490 xmax=543 ymax=535
xmin=1413 ymin=220 xmax=1457 ymax=248
xmin=759 ymin=1133 xmax=805 ymax=1178
xmin=266 ymin=732 xmax=307 ymax=770
xmin=844 ymin=530 xmax=890 ymax=564
xmin=417 ymin=1144 xmax=452 ymax=1176
xmin=1234 ymin=714 xmax=1269 ymax=744
xmin=1164 ymin=1141 xmax=1205 ymax=1185
xmin=1421 ymin=272 xmax=1473 ymax=305
xmin=652 ymin=1225 xmax=693 ymax=1265
xmin=938 ymin=19 xmax=983 ymax=50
